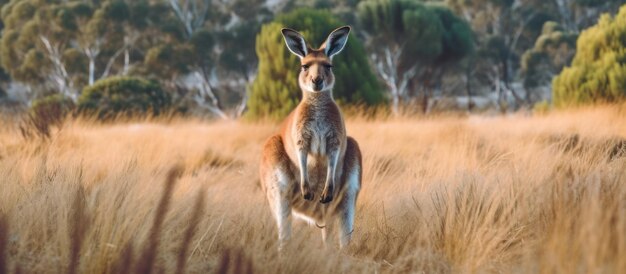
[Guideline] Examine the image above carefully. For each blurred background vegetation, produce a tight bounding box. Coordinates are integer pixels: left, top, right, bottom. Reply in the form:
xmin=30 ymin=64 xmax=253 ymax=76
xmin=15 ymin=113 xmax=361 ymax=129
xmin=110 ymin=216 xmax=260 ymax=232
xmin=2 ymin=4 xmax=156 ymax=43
xmin=0 ymin=0 xmax=623 ymax=120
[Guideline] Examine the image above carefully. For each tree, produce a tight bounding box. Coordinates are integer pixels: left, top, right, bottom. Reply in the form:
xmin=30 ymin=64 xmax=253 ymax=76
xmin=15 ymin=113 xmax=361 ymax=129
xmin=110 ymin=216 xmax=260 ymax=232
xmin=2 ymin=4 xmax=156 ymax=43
xmin=247 ymin=9 xmax=384 ymax=120
xmin=0 ymin=0 xmax=174 ymax=103
xmin=446 ymin=0 xmax=622 ymax=110
xmin=552 ymin=6 xmax=626 ymax=107
xmin=447 ymin=0 xmax=546 ymax=110
xmin=0 ymin=0 xmax=80 ymax=101
xmin=78 ymin=76 xmax=170 ymax=119
xmin=216 ymin=23 xmax=263 ymax=117
xmin=167 ymin=0 xmax=231 ymax=119
xmin=551 ymin=0 xmax=623 ymax=33
xmin=358 ymin=0 xmax=473 ymax=114
xmin=520 ymin=21 xmax=576 ymax=101
xmin=212 ymin=0 xmax=272 ymax=117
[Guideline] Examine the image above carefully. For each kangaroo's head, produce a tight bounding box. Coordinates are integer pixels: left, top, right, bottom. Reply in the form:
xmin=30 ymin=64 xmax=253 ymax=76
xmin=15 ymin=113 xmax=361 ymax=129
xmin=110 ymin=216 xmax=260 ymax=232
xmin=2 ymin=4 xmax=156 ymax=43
xmin=281 ymin=26 xmax=351 ymax=93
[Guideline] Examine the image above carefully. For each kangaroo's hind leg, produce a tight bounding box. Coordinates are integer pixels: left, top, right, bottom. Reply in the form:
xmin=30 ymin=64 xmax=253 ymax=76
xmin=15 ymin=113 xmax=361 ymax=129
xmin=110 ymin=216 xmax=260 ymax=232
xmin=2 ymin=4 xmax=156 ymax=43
xmin=337 ymin=137 xmax=362 ymax=248
xmin=260 ymin=135 xmax=297 ymax=251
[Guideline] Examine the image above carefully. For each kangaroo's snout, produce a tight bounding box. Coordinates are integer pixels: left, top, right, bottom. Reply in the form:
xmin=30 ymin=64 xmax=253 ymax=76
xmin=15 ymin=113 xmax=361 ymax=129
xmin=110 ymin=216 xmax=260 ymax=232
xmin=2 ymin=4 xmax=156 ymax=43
xmin=312 ymin=77 xmax=324 ymax=91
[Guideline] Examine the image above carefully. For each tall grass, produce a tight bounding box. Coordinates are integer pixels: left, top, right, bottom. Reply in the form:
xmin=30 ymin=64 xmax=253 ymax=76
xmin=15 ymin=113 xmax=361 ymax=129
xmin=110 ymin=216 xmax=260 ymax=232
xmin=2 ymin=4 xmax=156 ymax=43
xmin=0 ymin=105 xmax=625 ymax=273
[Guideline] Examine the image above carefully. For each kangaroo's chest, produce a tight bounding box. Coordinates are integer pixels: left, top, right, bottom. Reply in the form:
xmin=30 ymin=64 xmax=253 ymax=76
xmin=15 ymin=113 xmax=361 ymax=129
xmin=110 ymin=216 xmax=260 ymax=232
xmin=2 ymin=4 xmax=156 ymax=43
xmin=295 ymin=105 xmax=343 ymax=157
xmin=308 ymin=118 xmax=333 ymax=156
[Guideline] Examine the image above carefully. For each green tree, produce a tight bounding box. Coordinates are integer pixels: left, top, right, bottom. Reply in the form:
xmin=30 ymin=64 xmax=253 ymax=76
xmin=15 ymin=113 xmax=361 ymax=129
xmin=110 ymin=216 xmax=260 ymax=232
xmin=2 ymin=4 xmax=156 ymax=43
xmin=520 ymin=21 xmax=576 ymax=101
xmin=0 ymin=0 xmax=175 ymax=103
xmin=449 ymin=0 xmax=549 ymax=110
xmin=446 ymin=0 xmax=622 ymax=110
xmin=247 ymin=9 xmax=384 ymax=120
xmin=214 ymin=0 xmax=273 ymax=117
xmin=552 ymin=6 xmax=626 ymax=107
xmin=551 ymin=0 xmax=623 ymax=32
xmin=358 ymin=0 xmax=473 ymax=114
xmin=1 ymin=0 xmax=79 ymax=100
xmin=163 ymin=0 xmax=231 ymax=119
xmin=209 ymin=0 xmax=272 ymax=118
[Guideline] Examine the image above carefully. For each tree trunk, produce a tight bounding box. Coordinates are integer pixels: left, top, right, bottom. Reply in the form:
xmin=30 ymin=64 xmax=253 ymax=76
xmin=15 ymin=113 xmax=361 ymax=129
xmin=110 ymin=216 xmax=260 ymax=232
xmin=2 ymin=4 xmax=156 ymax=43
xmin=392 ymin=93 xmax=400 ymax=116
xmin=123 ymin=48 xmax=130 ymax=75
xmin=40 ymin=35 xmax=77 ymax=102
xmin=88 ymin=57 xmax=95 ymax=85
xmin=465 ymin=61 xmax=473 ymax=112
xmin=194 ymin=68 xmax=229 ymax=119
xmin=501 ymin=59 xmax=524 ymax=109
xmin=421 ymin=69 xmax=434 ymax=114
xmin=236 ymin=89 xmax=248 ymax=118
xmin=421 ymin=92 xmax=428 ymax=114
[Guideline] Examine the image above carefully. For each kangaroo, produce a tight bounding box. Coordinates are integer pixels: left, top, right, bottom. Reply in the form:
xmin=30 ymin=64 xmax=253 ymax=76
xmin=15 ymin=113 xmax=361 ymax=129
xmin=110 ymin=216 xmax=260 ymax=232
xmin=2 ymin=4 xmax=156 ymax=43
xmin=260 ymin=26 xmax=362 ymax=250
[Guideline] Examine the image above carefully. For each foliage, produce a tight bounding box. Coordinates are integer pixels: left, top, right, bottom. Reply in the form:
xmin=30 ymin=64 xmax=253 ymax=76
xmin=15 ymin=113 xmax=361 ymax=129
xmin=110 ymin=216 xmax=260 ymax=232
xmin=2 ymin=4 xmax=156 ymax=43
xmin=0 ymin=0 xmax=180 ymax=101
xmin=247 ymin=8 xmax=384 ymax=120
xmin=553 ymin=7 xmax=626 ymax=107
xmin=143 ymin=44 xmax=195 ymax=79
xmin=78 ymin=76 xmax=170 ymax=119
xmin=22 ymin=94 xmax=74 ymax=139
xmin=30 ymin=93 xmax=74 ymax=121
xmin=521 ymin=21 xmax=577 ymax=90
xmin=357 ymin=0 xmax=473 ymax=113
xmin=360 ymin=0 xmax=473 ymax=66
xmin=0 ymin=0 xmax=622 ymax=115
xmin=217 ymin=23 xmax=259 ymax=81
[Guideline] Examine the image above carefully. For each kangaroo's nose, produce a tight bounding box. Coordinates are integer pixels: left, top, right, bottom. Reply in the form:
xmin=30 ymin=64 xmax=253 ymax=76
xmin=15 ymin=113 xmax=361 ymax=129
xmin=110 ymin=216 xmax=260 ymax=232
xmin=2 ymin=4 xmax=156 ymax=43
xmin=313 ymin=77 xmax=323 ymax=86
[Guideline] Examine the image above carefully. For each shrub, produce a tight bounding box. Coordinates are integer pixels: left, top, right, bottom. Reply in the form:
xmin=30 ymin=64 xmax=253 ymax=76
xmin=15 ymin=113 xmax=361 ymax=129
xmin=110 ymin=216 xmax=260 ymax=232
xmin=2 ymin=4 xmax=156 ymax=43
xmin=21 ymin=94 xmax=74 ymax=139
xmin=246 ymin=9 xmax=385 ymax=120
xmin=78 ymin=76 xmax=170 ymax=119
xmin=31 ymin=93 xmax=74 ymax=121
xmin=552 ymin=6 xmax=626 ymax=107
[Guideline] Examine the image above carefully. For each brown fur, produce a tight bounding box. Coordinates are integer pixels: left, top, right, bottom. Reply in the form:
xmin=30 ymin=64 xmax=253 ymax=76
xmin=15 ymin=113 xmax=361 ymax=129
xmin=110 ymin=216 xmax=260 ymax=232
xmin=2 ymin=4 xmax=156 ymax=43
xmin=260 ymin=26 xmax=362 ymax=248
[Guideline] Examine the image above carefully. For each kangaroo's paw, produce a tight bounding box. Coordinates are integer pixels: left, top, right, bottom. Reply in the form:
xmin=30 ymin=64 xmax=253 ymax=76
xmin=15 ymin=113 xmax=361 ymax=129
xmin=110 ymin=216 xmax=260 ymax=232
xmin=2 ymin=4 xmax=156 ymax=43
xmin=319 ymin=184 xmax=334 ymax=204
xmin=302 ymin=183 xmax=314 ymax=201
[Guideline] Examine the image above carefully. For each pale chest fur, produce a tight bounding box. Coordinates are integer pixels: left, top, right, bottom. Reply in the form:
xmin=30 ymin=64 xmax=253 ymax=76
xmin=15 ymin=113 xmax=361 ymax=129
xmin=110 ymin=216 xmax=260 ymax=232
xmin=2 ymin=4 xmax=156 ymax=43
xmin=293 ymin=101 xmax=345 ymax=157
xmin=291 ymin=102 xmax=346 ymax=190
xmin=309 ymin=115 xmax=335 ymax=156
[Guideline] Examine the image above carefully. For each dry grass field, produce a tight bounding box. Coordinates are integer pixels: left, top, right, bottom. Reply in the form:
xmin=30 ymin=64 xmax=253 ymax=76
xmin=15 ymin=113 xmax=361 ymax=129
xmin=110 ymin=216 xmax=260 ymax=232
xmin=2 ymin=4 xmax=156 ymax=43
xmin=0 ymin=105 xmax=625 ymax=273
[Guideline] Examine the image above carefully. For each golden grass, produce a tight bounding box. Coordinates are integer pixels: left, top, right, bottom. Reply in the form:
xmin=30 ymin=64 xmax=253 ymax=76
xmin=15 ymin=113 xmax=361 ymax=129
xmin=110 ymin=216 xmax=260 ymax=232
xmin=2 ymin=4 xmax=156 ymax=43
xmin=0 ymin=105 xmax=625 ymax=273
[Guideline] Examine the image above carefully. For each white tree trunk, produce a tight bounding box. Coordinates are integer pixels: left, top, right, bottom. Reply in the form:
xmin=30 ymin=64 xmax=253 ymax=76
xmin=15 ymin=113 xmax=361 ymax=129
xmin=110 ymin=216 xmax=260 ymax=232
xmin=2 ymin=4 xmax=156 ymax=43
xmin=371 ymin=47 xmax=417 ymax=116
xmin=81 ymin=41 xmax=101 ymax=86
xmin=192 ymin=70 xmax=229 ymax=120
xmin=123 ymin=48 xmax=129 ymax=75
xmin=40 ymin=36 xmax=77 ymax=102
xmin=101 ymin=46 xmax=125 ymax=79
xmin=88 ymin=58 xmax=95 ymax=85
xmin=391 ymin=92 xmax=400 ymax=116
xmin=171 ymin=0 xmax=230 ymax=119
xmin=236 ymin=90 xmax=248 ymax=118
xmin=170 ymin=0 xmax=210 ymax=38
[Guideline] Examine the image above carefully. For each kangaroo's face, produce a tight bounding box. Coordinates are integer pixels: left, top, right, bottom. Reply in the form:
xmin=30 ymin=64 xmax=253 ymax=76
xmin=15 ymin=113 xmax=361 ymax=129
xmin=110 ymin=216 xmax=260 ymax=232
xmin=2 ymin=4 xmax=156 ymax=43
xmin=281 ymin=26 xmax=351 ymax=93
xmin=299 ymin=50 xmax=334 ymax=92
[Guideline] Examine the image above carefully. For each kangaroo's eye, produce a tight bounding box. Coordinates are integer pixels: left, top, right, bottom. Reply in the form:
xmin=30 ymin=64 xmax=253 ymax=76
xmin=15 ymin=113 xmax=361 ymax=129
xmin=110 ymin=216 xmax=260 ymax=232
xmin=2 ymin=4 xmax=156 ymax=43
xmin=324 ymin=64 xmax=333 ymax=70
xmin=301 ymin=65 xmax=309 ymax=71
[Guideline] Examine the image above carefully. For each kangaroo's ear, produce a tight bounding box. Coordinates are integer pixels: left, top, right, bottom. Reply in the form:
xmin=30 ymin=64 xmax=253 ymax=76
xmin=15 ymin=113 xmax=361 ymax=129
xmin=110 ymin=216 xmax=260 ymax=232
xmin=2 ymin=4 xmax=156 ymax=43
xmin=281 ymin=28 xmax=308 ymax=59
xmin=322 ymin=26 xmax=351 ymax=59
